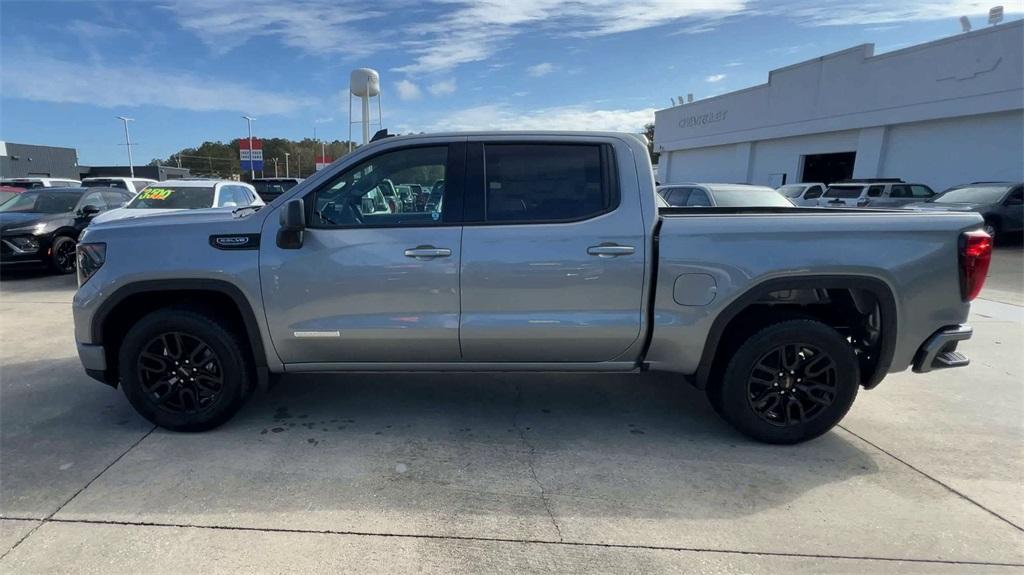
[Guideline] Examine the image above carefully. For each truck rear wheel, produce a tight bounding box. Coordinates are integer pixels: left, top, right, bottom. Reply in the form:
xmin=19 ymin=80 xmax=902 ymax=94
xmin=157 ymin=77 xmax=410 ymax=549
xmin=711 ymin=319 xmax=859 ymax=444
xmin=118 ymin=307 xmax=253 ymax=431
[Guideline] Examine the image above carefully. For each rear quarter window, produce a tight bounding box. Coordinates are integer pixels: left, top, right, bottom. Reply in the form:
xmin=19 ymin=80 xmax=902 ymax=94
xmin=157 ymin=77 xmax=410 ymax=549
xmin=824 ymin=185 xmax=865 ymax=199
xmin=483 ymin=143 xmax=616 ymax=223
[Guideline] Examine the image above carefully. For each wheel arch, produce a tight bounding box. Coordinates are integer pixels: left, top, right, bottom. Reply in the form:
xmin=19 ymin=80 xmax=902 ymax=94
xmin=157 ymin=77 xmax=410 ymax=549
xmin=695 ymin=274 xmax=898 ymax=391
xmin=91 ymin=279 xmax=268 ymax=387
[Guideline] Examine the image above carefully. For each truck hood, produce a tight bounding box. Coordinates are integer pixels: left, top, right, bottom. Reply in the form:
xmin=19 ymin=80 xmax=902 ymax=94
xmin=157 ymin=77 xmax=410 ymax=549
xmin=88 ymin=207 xmax=259 ymax=230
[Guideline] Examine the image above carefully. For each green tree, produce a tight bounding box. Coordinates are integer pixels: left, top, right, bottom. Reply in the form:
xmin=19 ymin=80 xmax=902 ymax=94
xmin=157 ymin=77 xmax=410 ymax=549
xmin=643 ymin=123 xmax=659 ymax=165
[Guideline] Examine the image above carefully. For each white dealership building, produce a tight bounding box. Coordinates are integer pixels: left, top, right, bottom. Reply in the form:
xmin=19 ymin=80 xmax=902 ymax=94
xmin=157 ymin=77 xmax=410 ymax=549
xmin=653 ymin=20 xmax=1023 ymax=192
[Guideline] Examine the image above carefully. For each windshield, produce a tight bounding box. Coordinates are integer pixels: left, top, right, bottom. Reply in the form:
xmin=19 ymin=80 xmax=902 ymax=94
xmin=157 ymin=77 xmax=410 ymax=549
xmin=777 ymin=185 xmax=807 ymax=198
xmin=0 ymin=190 xmax=83 ymax=213
xmin=0 ymin=191 xmax=17 ymax=206
xmin=824 ymin=185 xmax=864 ymax=199
xmin=126 ymin=186 xmax=215 ymax=209
xmin=933 ymin=185 xmax=1011 ymax=204
xmin=708 ymin=186 xmax=792 ymax=207
xmin=83 ymin=180 xmax=128 ymax=190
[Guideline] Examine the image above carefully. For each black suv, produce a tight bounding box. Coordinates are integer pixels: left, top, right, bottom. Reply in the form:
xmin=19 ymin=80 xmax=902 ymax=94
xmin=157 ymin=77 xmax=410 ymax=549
xmin=0 ymin=187 xmax=133 ymax=273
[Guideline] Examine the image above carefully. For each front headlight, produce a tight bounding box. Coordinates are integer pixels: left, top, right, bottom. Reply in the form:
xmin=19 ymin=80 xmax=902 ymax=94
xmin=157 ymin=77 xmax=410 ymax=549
xmin=76 ymin=242 xmax=106 ymax=286
xmin=5 ymin=222 xmax=48 ymax=235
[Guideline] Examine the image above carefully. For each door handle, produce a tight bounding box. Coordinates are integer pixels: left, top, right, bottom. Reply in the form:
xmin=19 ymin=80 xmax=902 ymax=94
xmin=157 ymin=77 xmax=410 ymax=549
xmin=404 ymin=246 xmax=452 ymax=259
xmin=587 ymin=244 xmax=635 ymax=257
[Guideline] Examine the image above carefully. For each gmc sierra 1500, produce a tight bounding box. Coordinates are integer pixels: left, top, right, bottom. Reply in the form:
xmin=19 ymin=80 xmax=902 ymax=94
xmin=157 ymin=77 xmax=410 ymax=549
xmin=72 ymin=132 xmax=991 ymax=443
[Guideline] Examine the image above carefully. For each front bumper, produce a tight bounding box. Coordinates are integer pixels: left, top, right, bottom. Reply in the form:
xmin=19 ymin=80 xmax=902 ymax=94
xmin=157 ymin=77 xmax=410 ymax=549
xmin=77 ymin=340 xmax=115 ymax=386
xmin=0 ymin=235 xmax=49 ymax=264
xmin=912 ymin=325 xmax=972 ymax=373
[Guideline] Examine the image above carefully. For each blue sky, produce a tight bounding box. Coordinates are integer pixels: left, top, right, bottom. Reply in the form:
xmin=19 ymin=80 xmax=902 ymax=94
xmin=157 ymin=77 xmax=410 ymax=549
xmin=2 ymin=0 xmax=1021 ymax=165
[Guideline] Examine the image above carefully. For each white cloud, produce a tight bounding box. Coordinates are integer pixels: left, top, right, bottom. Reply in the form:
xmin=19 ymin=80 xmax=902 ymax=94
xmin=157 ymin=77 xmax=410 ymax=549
xmin=404 ymin=104 xmax=657 ymax=133
xmin=162 ymin=0 xmax=388 ymax=56
xmin=1 ymin=53 xmax=315 ymax=115
xmin=725 ymin=61 xmax=743 ymax=67
xmin=428 ymin=79 xmax=457 ymax=96
xmin=395 ymin=0 xmax=748 ymax=73
xmin=705 ymin=74 xmax=727 ymax=83
xmin=395 ymin=79 xmax=422 ymax=100
xmin=527 ymin=62 xmax=555 ymax=77
xmin=779 ymin=0 xmax=1024 ymax=26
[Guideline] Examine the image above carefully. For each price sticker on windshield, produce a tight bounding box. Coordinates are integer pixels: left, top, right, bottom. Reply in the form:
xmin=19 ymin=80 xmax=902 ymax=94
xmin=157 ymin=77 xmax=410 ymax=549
xmin=138 ymin=188 xmax=173 ymax=200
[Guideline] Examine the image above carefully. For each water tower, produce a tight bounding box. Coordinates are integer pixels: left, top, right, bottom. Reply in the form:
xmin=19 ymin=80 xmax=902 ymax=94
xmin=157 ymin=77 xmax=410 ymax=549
xmin=349 ymin=68 xmax=382 ymax=146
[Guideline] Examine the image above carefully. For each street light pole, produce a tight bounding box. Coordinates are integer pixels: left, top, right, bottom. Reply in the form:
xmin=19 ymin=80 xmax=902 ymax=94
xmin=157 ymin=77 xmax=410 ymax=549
xmin=284 ymin=152 xmax=290 ymax=178
xmin=272 ymin=157 xmax=279 ymax=177
xmin=242 ymin=115 xmax=256 ymax=180
xmin=116 ymin=116 xmax=135 ymax=177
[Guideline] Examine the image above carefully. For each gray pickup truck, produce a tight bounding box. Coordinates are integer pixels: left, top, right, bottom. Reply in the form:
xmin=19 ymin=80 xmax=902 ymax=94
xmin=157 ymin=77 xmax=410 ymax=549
xmin=72 ymin=132 xmax=993 ymax=444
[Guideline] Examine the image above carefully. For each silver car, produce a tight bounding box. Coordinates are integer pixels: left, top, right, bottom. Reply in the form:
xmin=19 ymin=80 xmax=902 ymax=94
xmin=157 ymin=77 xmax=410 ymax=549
xmin=818 ymin=180 xmax=936 ymax=208
xmin=658 ymin=183 xmax=793 ymax=207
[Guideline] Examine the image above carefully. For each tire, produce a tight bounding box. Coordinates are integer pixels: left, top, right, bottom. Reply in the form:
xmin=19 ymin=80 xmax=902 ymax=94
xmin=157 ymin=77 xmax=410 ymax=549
xmin=48 ymin=236 xmax=77 ymax=274
xmin=983 ymin=221 xmax=999 ymax=243
xmin=711 ymin=319 xmax=859 ymax=444
xmin=118 ymin=307 xmax=253 ymax=431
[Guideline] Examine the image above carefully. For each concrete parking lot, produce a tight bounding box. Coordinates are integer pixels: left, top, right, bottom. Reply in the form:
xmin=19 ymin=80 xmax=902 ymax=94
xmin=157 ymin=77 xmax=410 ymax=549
xmin=1 ymin=247 xmax=1021 ymax=574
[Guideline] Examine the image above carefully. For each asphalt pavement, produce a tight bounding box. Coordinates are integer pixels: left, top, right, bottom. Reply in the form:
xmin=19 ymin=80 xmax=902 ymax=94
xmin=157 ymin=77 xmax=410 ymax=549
xmin=1 ymin=246 xmax=1021 ymax=574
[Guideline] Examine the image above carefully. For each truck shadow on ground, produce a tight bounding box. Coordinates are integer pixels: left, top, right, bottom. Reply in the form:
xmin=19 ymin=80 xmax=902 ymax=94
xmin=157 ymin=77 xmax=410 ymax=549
xmin=1 ymin=357 xmax=881 ymax=527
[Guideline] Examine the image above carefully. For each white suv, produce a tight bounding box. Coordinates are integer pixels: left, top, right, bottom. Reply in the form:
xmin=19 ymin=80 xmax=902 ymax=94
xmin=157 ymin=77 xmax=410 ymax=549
xmin=818 ymin=180 xmax=936 ymax=208
xmin=81 ymin=177 xmax=156 ymax=195
xmin=90 ymin=179 xmax=262 ymax=224
xmin=0 ymin=177 xmax=80 ymax=189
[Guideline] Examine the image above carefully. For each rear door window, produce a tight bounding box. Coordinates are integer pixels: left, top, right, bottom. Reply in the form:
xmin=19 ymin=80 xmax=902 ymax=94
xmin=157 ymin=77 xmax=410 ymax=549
xmin=686 ymin=189 xmax=712 ymax=206
xmin=890 ymin=185 xmax=912 ymax=198
xmin=867 ymin=185 xmax=884 ymax=197
xmin=910 ymin=185 xmax=934 ymax=198
xmin=805 ymin=185 xmax=824 ymax=199
xmin=483 ymin=144 xmax=615 ymax=223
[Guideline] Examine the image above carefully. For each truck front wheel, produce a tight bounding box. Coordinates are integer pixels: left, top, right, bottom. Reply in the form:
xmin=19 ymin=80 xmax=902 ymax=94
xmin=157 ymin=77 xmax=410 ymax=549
xmin=711 ymin=319 xmax=859 ymax=444
xmin=118 ymin=307 xmax=253 ymax=431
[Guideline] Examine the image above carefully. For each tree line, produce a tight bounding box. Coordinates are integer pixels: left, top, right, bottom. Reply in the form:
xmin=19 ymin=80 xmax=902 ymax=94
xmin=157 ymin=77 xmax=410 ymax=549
xmin=149 ymin=137 xmax=358 ymax=180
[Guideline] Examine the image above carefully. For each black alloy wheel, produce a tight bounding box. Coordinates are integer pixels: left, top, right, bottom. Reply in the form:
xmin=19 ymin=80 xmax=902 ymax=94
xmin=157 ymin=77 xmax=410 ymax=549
xmin=747 ymin=343 xmax=837 ymax=427
xmin=51 ymin=236 xmax=77 ymax=274
xmin=137 ymin=331 xmax=225 ymax=414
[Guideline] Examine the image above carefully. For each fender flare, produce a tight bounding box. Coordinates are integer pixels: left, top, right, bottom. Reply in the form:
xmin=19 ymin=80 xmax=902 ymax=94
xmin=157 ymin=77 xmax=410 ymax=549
xmin=694 ymin=274 xmax=898 ymax=390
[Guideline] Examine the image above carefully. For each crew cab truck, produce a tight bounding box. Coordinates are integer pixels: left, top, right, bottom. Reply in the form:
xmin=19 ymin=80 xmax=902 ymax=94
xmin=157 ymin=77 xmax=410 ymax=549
xmin=72 ymin=132 xmax=992 ymax=444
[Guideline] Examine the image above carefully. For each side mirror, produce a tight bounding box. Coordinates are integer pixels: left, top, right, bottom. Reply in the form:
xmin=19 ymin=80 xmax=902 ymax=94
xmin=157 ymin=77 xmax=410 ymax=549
xmin=80 ymin=205 xmax=101 ymax=218
xmin=277 ymin=198 xmax=305 ymax=249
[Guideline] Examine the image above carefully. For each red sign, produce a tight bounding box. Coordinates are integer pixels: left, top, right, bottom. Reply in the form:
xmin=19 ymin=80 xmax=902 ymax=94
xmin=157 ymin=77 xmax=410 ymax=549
xmin=315 ymin=155 xmax=333 ymax=171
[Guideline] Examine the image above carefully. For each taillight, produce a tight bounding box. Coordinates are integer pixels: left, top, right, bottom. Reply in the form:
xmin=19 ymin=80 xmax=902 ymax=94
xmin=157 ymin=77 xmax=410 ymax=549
xmin=960 ymin=230 xmax=992 ymax=301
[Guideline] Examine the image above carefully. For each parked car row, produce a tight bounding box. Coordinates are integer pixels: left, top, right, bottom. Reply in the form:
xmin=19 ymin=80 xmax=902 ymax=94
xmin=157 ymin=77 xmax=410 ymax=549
xmin=656 ymin=178 xmax=1022 ymax=242
xmin=0 ymin=178 xmax=263 ymax=274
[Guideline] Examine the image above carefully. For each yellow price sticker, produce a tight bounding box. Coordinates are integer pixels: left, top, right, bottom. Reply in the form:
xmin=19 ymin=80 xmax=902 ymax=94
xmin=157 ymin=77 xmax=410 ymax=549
xmin=138 ymin=188 xmax=173 ymax=200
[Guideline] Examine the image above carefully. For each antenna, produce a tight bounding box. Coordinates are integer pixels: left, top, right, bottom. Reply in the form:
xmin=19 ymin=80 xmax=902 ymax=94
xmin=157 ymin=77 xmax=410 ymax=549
xmin=960 ymin=16 xmax=972 ymax=32
xmin=349 ymin=68 xmax=382 ymax=147
xmin=988 ymin=5 xmax=1003 ymax=25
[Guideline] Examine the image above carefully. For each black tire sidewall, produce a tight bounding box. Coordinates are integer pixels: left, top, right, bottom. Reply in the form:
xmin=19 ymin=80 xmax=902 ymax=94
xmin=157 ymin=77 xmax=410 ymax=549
xmin=717 ymin=320 xmax=859 ymax=444
xmin=118 ymin=309 xmax=250 ymax=432
xmin=49 ymin=236 xmax=76 ymax=274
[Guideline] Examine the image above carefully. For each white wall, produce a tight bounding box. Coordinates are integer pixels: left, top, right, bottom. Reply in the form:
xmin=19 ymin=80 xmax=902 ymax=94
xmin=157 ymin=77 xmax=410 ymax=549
xmin=654 ymin=20 xmax=1023 ymax=154
xmin=661 ymin=144 xmax=743 ymax=183
xmin=747 ymin=130 xmax=859 ymax=186
xmin=880 ymin=110 xmax=1024 ymax=191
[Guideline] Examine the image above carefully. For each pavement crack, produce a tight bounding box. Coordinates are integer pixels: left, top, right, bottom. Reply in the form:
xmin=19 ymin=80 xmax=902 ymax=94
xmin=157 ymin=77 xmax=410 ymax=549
xmin=0 ymin=425 xmax=157 ymax=561
xmin=838 ymin=425 xmax=1023 ymax=533
xmin=512 ymin=382 xmax=564 ymax=543
xmin=11 ymin=517 xmax=1024 ymax=568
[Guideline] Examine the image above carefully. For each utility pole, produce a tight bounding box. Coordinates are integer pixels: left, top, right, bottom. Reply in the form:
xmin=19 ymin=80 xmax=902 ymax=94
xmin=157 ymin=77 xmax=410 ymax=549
xmin=284 ymin=152 xmax=290 ymax=178
xmin=242 ymin=115 xmax=256 ymax=180
xmin=271 ymin=157 xmax=279 ymax=177
xmin=116 ymin=116 xmax=135 ymax=177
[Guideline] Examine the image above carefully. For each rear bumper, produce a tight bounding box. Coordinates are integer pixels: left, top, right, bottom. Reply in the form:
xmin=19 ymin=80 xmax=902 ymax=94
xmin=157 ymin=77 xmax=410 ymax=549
xmin=912 ymin=325 xmax=972 ymax=373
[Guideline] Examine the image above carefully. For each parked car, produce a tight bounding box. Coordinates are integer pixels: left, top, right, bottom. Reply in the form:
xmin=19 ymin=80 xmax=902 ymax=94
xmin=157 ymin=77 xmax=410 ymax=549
xmin=81 ymin=177 xmax=156 ymax=195
xmin=0 ymin=177 xmax=81 ymax=189
xmin=818 ymin=179 xmax=935 ymax=208
xmin=0 ymin=185 xmax=26 ymax=207
xmin=658 ymin=183 xmax=793 ymax=207
xmin=75 ymin=131 xmax=987 ymax=444
xmin=251 ymin=178 xmax=303 ymax=203
xmin=776 ymin=183 xmax=826 ymax=206
xmin=0 ymin=186 xmax=132 ymax=273
xmin=90 ymin=180 xmax=263 ymax=225
xmin=904 ymin=182 xmax=1023 ymax=240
